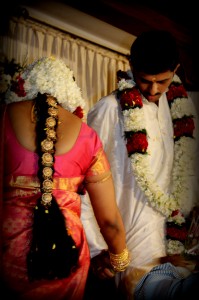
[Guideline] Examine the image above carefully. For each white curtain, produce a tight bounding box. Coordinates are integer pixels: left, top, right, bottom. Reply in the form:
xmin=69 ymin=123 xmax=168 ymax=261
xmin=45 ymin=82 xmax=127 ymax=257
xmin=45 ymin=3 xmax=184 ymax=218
xmin=0 ymin=17 xmax=129 ymax=110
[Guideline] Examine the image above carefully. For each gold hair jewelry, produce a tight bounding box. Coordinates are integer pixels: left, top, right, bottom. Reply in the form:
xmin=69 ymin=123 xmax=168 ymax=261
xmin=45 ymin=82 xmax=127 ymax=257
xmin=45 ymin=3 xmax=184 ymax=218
xmin=42 ymin=153 xmax=53 ymax=167
xmin=40 ymin=95 xmax=58 ymax=206
xmin=46 ymin=128 xmax=56 ymax=140
xmin=42 ymin=166 xmax=53 ymax=178
xmin=42 ymin=179 xmax=53 ymax=191
xmin=41 ymin=192 xmax=52 ymax=205
xmin=41 ymin=139 xmax=54 ymax=152
xmin=46 ymin=116 xmax=56 ymax=128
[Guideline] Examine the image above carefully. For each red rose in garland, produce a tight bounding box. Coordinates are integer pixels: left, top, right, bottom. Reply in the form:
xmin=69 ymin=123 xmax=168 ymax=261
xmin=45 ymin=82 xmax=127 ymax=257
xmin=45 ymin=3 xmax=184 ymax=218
xmin=166 ymin=83 xmax=188 ymax=104
xmin=120 ymin=87 xmax=143 ymax=110
xmin=173 ymin=117 xmax=195 ymax=139
xmin=166 ymin=223 xmax=188 ymax=242
xmin=126 ymin=132 xmax=148 ymax=155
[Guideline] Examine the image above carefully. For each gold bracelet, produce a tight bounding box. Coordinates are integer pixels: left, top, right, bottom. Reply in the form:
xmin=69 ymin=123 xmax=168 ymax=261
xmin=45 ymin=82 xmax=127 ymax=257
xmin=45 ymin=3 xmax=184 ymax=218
xmin=109 ymin=246 xmax=131 ymax=272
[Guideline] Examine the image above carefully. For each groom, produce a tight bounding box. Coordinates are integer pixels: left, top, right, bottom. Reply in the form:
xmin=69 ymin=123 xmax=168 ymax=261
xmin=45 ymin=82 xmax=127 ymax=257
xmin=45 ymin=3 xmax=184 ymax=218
xmin=81 ymin=29 xmax=199 ymax=299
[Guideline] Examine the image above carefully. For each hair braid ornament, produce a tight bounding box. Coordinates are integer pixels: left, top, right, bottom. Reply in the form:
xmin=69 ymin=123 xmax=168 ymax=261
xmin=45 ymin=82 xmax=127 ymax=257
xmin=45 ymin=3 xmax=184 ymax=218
xmin=26 ymin=97 xmax=81 ymax=283
xmin=27 ymin=94 xmax=79 ymax=281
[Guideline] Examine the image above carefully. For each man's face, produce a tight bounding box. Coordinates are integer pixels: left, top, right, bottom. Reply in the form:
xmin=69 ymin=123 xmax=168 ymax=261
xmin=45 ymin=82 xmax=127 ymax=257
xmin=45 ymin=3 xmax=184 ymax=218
xmin=134 ymin=70 xmax=174 ymax=103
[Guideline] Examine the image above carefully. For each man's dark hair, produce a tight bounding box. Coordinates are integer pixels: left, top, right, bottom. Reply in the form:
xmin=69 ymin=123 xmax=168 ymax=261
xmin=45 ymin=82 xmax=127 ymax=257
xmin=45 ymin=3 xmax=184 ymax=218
xmin=130 ymin=30 xmax=180 ymax=74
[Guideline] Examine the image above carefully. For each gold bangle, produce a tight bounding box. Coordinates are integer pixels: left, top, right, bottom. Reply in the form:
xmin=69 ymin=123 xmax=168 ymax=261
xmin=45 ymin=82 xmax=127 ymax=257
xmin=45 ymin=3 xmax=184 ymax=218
xmin=109 ymin=246 xmax=131 ymax=272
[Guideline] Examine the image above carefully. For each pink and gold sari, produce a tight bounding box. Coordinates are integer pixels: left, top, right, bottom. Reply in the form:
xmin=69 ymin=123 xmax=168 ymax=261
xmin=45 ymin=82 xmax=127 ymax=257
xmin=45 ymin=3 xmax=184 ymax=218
xmin=0 ymin=105 xmax=110 ymax=300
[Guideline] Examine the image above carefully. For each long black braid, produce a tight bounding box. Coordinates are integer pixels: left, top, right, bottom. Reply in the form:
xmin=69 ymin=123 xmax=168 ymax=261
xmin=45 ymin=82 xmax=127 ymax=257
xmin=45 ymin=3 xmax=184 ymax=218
xmin=27 ymin=93 xmax=79 ymax=281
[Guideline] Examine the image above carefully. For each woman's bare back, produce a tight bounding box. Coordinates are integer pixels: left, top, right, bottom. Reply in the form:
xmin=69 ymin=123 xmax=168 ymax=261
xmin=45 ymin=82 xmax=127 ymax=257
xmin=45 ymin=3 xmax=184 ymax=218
xmin=7 ymin=100 xmax=82 ymax=155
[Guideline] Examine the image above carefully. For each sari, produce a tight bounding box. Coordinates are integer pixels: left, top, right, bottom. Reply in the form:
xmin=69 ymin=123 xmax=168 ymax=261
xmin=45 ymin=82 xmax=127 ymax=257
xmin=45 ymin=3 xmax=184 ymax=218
xmin=1 ymin=104 xmax=110 ymax=300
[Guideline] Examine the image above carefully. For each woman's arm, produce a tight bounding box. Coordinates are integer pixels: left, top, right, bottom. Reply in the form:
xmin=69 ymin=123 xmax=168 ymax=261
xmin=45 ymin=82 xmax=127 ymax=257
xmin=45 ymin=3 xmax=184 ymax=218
xmin=86 ymin=175 xmax=126 ymax=254
xmin=85 ymin=174 xmax=130 ymax=278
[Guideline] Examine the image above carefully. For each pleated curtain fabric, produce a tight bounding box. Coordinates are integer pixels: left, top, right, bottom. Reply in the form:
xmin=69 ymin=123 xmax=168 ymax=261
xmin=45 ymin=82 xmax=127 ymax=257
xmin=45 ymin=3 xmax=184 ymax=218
xmin=0 ymin=17 xmax=129 ymax=111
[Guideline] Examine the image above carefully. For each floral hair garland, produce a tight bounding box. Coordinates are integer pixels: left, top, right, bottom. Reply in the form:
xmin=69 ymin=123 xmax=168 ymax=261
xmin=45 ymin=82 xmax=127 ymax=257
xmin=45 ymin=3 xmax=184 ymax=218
xmin=117 ymin=72 xmax=196 ymax=255
xmin=0 ymin=55 xmax=24 ymax=103
xmin=4 ymin=56 xmax=86 ymax=120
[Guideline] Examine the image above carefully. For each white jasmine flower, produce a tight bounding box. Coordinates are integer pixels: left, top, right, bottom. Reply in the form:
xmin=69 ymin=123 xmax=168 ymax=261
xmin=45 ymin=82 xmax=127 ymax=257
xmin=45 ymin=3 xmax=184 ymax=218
xmin=5 ymin=56 xmax=86 ymax=117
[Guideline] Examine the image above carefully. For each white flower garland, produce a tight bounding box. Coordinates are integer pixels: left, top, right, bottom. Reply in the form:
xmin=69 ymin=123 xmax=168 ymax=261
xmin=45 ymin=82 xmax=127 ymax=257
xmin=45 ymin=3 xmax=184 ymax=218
xmin=118 ymin=74 xmax=196 ymax=224
xmin=5 ymin=56 xmax=86 ymax=116
xmin=167 ymin=239 xmax=185 ymax=255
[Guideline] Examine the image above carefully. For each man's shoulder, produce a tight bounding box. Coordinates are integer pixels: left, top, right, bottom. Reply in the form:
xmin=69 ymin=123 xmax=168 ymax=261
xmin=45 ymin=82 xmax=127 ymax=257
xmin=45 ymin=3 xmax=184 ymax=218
xmin=100 ymin=91 xmax=117 ymax=101
xmin=88 ymin=91 xmax=119 ymax=124
xmin=92 ymin=91 xmax=118 ymax=110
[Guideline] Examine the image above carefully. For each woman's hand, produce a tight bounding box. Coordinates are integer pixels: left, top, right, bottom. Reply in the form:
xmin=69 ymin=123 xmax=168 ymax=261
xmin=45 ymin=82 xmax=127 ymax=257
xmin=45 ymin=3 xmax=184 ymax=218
xmin=91 ymin=250 xmax=116 ymax=279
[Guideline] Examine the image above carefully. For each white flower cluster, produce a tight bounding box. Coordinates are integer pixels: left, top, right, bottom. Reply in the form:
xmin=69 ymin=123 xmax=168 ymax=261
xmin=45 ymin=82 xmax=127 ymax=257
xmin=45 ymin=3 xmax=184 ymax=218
xmin=5 ymin=56 xmax=86 ymax=113
xmin=166 ymin=239 xmax=185 ymax=255
xmin=117 ymin=78 xmax=135 ymax=91
xmin=172 ymin=137 xmax=196 ymax=217
xmin=173 ymin=74 xmax=181 ymax=84
xmin=123 ymin=108 xmax=145 ymax=132
xmin=131 ymin=153 xmax=179 ymax=218
xmin=170 ymin=97 xmax=195 ymax=119
xmin=0 ymin=74 xmax=11 ymax=94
